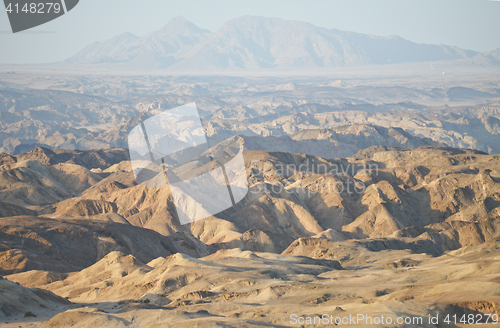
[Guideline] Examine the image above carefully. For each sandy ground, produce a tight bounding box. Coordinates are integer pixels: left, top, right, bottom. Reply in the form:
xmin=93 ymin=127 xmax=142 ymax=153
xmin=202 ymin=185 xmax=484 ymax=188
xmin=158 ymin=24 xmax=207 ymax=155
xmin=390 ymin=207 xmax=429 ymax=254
xmin=2 ymin=240 xmax=499 ymax=328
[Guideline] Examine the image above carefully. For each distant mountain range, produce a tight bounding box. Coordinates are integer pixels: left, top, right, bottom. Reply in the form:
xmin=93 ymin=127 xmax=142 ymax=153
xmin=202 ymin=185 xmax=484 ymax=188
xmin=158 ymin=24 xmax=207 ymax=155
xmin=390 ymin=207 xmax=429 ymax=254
xmin=66 ymin=16 xmax=498 ymax=70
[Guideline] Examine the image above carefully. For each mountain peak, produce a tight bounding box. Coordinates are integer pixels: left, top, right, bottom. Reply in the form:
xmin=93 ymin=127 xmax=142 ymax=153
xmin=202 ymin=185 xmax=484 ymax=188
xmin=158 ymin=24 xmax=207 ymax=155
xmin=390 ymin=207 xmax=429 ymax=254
xmin=159 ymin=15 xmax=209 ymax=35
xmin=115 ymin=32 xmax=139 ymax=40
xmin=166 ymin=15 xmax=190 ymax=26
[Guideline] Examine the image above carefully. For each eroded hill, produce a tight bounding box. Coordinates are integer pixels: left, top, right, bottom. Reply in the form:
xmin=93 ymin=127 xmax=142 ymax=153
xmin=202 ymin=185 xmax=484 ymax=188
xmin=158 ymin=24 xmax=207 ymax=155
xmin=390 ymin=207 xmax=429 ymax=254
xmin=1 ymin=144 xmax=499 ymax=326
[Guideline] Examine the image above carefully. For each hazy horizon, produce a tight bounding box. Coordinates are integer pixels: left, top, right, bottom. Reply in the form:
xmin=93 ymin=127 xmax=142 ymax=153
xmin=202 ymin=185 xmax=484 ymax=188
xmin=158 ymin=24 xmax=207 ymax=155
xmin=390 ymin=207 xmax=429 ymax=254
xmin=1 ymin=0 xmax=500 ymax=64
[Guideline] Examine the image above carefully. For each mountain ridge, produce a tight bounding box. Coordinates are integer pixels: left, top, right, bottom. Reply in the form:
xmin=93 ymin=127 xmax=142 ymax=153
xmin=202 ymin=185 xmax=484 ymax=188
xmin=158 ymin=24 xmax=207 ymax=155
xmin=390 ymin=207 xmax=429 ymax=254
xmin=66 ymin=15 xmax=488 ymax=70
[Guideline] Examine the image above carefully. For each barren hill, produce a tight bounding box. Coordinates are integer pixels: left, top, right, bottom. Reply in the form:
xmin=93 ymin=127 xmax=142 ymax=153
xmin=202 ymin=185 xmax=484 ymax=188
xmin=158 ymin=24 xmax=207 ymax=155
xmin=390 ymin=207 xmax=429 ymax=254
xmin=1 ymin=143 xmax=500 ymax=326
xmin=0 ymin=277 xmax=70 ymax=318
xmin=4 ymin=242 xmax=499 ymax=327
xmin=1 ymin=144 xmax=499 ymax=269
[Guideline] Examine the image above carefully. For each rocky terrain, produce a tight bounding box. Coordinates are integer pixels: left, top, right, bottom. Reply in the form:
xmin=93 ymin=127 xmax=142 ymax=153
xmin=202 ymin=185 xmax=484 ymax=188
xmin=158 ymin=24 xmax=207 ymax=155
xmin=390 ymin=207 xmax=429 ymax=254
xmin=0 ymin=68 xmax=500 ymax=327
xmin=1 ymin=71 xmax=500 ymax=157
xmin=0 ymin=142 xmax=499 ymax=327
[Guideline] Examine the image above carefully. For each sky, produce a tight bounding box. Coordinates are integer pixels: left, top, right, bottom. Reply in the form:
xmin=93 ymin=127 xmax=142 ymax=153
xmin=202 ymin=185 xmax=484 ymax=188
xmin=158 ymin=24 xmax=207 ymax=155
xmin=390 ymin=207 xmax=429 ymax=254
xmin=1 ymin=0 xmax=500 ymax=64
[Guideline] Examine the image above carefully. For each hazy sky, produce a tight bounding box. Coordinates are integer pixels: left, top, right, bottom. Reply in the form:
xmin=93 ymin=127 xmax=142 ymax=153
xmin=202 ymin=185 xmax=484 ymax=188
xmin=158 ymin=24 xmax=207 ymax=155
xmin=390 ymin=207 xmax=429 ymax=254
xmin=1 ymin=0 xmax=500 ymax=64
